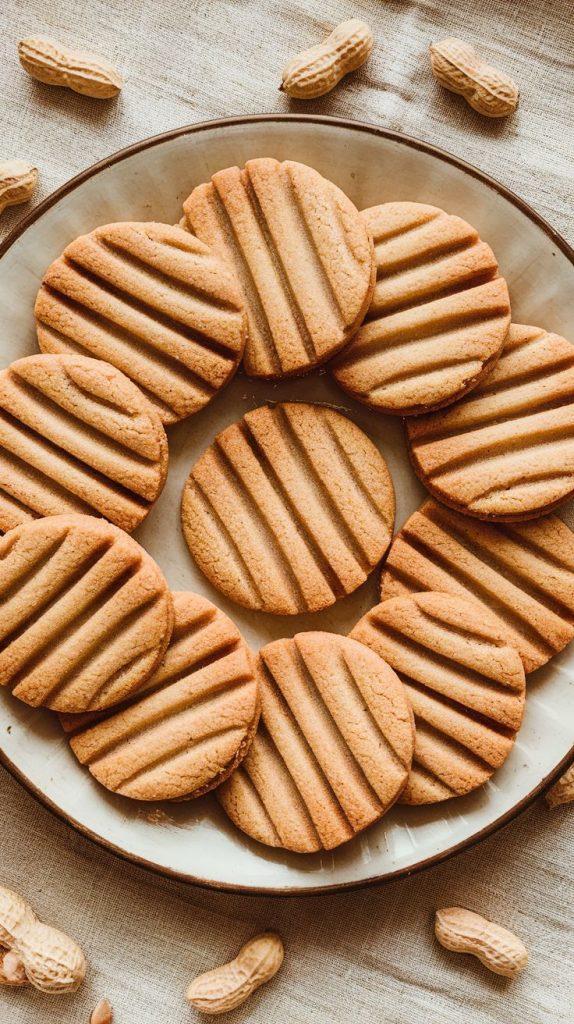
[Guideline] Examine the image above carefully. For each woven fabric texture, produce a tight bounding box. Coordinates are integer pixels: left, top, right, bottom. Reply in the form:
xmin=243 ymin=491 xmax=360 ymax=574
xmin=1 ymin=0 xmax=573 ymax=1022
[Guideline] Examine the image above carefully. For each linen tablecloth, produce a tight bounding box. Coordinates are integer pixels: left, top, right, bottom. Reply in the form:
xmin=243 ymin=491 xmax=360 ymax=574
xmin=1 ymin=1 xmax=573 ymax=1022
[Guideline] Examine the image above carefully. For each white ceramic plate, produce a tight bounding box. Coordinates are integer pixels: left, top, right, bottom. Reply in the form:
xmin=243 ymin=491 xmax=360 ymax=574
xmin=1 ymin=114 xmax=574 ymax=894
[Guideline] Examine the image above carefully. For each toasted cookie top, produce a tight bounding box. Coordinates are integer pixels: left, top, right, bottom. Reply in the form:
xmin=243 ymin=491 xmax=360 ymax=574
xmin=181 ymin=402 xmax=395 ymax=615
xmin=380 ymin=499 xmax=574 ymax=674
xmin=217 ymin=632 xmax=414 ymax=853
xmin=407 ymin=323 xmax=574 ymax=521
xmin=0 ymin=353 xmax=168 ymax=534
xmin=350 ymin=592 xmax=526 ymax=805
xmin=0 ymin=514 xmax=174 ymax=713
xmin=35 ymin=222 xmax=247 ymax=424
xmin=183 ymin=158 xmax=375 ymax=379
xmin=64 ymin=592 xmax=259 ymax=801
xmin=332 ymin=202 xmax=511 ymax=414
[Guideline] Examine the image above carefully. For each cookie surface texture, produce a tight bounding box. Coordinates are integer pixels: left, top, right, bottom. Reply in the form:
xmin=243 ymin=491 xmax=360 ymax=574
xmin=181 ymin=402 xmax=395 ymax=615
xmin=0 ymin=514 xmax=174 ymax=713
xmin=332 ymin=202 xmax=511 ymax=414
xmin=0 ymin=353 xmax=168 ymax=534
xmin=35 ymin=222 xmax=247 ymax=424
xmin=380 ymin=499 xmax=574 ymax=674
xmin=65 ymin=592 xmax=260 ymax=800
xmin=407 ymin=324 xmax=574 ymax=520
xmin=183 ymin=158 xmax=375 ymax=378
xmin=350 ymin=592 xmax=525 ymax=804
xmin=217 ymin=631 xmax=414 ymax=853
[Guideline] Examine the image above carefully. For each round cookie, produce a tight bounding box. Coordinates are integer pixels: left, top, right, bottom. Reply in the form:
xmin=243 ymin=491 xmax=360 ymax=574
xmin=35 ymin=221 xmax=247 ymax=424
xmin=0 ymin=514 xmax=174 ymax=713
xmin=350 ymin=592 xmax=526 ymax=804
xmin=181 ymin=402 xmax=395 ymax=615
xmin=217 ymin=632 xmax=415 ymax=853
xmin=380 ymin=498 xmax=574 ymax=674
xmin=62 ymin=592 xmax=260 ymax=801
xmin=331 ymin=202 xmax=511 ymax=414
xmin=183 ymin=158 xmax=375 ymax=379
xmin=0 ymin=353 xmax=168 ymax=534
xmin=407 ymin=323 xmax=574 ymax=520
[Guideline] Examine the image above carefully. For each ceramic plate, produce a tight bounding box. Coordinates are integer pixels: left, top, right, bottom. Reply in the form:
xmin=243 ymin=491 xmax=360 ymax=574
xmin=1 ymin=115 xmax=574 ymax=894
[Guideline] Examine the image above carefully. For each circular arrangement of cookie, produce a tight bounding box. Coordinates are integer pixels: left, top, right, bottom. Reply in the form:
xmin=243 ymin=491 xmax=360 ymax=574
xmin=0 ymin=353 xmax=168 ymax=534
xmin=0 ymin=514 xmax=174 ymax=713
xmin=407 ymin=323 xmax=574 ymax=520
xmin=35 ymin=221 xmax=247 ymax=424
xmin=183 ymin=158 xmax=375 ymax=379
xmin=61 ymin=592 xmax=259 ymax=801
xmin=331 ymin=202 xmax=511 ymax=415
xmin=350 ymin=592 xmax=526 ymax=805
xmin=181 ymin=401 xmax=395 ymax=615
xmin=217 ymin=632 xmax=414 ymax=853
xmin=380 ymin=498 xmax=574 ymax=674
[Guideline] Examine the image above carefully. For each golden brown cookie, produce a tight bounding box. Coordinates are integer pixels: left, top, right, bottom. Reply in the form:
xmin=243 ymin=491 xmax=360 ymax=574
xmin=217 ymin=632 xmax=414 ymax=852
xmin=0 ymin=353 xmax=168 ymax=535
xmin=35 ymin=221 xmax=247 ymax=424
xmin=350 ymin=592 xmax=525 ymax=804
xmin=331 ymin=202 xmax=511 ymax=414
xmin=183 ymin=158 xmax=375 ymax=379
xmin=380 ymin=499 xmax=574 ymax=674
xmin=181 ymin=402 xmax=395 ymax=615
xmin=62 ymin=592 xmax=259 ymax=801
xmin=0 ymin=514 xmax=174 ymax=713
xmin=407 ymin=323 xmax=574 ymax=520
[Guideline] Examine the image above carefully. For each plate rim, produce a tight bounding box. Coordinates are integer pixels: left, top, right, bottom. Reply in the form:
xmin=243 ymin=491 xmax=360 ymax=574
xmin=1 ymin=111 xmax=573 ymax=897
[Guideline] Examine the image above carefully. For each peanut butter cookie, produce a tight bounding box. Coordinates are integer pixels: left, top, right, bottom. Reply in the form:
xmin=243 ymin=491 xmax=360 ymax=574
xmin=217 ymin=632 xmax=414 ymax=852
xmin=35 ymin=222 xmax=247 ymax=424
xmin=350 ymin=592 xmax=525 ymax=804
xmin=181 ymin=402 xmax=395 ymax=615
xmin=183 ymin=158 xmax=375 ymax=378
xmin=0 ymin=514 xmax=174 ymax=712
xmin=332 ymin=202 xmax=511 ymax=414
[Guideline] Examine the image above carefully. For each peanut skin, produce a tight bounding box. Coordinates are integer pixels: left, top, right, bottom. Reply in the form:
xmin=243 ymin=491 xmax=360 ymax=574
xmin=186 ymin=932 xmax=284 ymax=1014
xmin=281 ymin=20 xmax=373 ymax=99
xmin=546 ymin=763 xmax=574 ymax=808
xmin=435 ymin=907 xmax=528 ymax=978
xmin=19 ymin=37 xmax=122 ymax=99
xmin=0 ymin=886 xmax=86 ymax=994
xmin=429 ymin=37 xmax=519 ymax=118
xmin=0 ymin=160 xmax=38 ymax=215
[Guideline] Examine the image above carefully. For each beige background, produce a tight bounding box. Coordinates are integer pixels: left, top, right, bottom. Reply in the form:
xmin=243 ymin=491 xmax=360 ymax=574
xmin=1 ymin=0 xmax=573 ymax=1021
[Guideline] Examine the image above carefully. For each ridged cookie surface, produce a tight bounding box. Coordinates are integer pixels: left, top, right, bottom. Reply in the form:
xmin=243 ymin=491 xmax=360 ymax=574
xmin=380 ymin=499 xmax=574 ymax=674
xmin=407 ymin=323 xmax=574 ymax=520
xmin=0 ymin=354 xmax=168 ymax=534
xmin=35 ymin=222 xmax=247 ymax=424
xmin=217 ymin=632 xmax=414 ymax=853
xmin=0 ymin=514 xmax=174 ymax=712
xmin=181 ymin=402 xmax=395 ymax=615
xmin=183 ymin=158 xmax=375 ymax=379
xmin=64 ymin=592 xmax=259 ymax=801
xmin=332 ymin=202 xmax=511 ymax=414
xmin=350 ymin=592 xmax=525 ymax=804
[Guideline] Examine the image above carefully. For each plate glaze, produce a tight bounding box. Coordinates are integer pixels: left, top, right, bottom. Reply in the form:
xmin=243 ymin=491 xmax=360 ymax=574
xmin=1 ymin=114 xmax=573 ymax=894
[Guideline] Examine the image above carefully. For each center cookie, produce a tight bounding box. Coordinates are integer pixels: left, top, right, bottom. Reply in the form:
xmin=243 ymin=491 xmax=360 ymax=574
xmin=332 ymin=202 xmax=511 ymax=414
xmin=0 ymin=353 xmax=168 ymax=535
xmin=62 ymin=592 xmax=260 ymax=801
xmin=183 ymin=158 xmax=375 ymax=379
xmin=35 ymin=221 xmax=247 ymax=424
xmin=407 ymin=323 xmax=574 ymax=520
xmin=350 ymin=592 xmax=526 ymax=804
xmin=180 ymin=402 xmax=395 ymax=615
xmin=0 ymin=514 xmax=174 ymax=713
xmin=217 ymin=632 xmax=415 ymax=853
